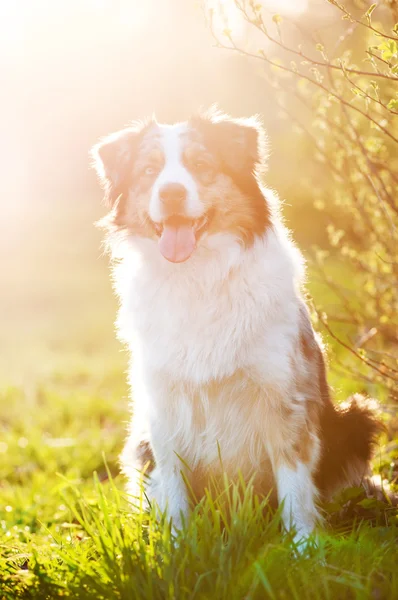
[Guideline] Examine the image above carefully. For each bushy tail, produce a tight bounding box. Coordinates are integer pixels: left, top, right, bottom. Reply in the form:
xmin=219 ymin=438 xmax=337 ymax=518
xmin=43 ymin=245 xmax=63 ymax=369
xmin=315 ymin=393 xmax=383 ymax=497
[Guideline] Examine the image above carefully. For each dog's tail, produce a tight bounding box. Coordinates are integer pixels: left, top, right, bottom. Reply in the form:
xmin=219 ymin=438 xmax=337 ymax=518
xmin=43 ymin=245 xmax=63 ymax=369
xmin=315 ymin=393 xmax=383 ymax=497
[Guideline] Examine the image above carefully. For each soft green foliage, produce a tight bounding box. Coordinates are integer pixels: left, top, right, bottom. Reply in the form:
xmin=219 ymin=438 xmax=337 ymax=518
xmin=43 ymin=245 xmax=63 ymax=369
xmin=210 ymin=0 xmax=398 ymax=400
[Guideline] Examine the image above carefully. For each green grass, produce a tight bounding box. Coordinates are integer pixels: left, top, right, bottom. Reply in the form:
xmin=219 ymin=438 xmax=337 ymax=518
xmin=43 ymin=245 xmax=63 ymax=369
xmin=0 ymin=376 xmax=397 ymax=599
xmin=1 ymin=206 xmax=397 ymax=599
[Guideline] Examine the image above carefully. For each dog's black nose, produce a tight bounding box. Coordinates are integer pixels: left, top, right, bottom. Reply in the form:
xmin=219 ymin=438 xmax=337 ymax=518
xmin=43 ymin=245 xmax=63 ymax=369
xmin=159 ymin=183 xmax=187 ymax=213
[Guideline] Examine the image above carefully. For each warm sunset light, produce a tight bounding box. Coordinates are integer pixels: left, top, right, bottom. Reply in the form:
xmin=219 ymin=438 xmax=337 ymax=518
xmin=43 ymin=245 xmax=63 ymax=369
xmin=1 ymin=0 xmax=397 ymax=596
xmin=1 ymin=0 xmax=315 ymax=242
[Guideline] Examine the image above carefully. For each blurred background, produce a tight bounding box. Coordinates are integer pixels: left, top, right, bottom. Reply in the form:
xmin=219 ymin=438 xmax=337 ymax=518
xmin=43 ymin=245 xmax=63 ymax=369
xmin=0 ymin=0 xmax=396 ymax=398
xmin=0 ymin=0 xmax=321 ymax=383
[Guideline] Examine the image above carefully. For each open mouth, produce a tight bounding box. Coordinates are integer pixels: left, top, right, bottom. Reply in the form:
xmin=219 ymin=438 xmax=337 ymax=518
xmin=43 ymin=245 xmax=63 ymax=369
xmin=153 ymin=214 xmax=209 ymax=238
xmin=152 ymin=214 xmax=210 ymax=263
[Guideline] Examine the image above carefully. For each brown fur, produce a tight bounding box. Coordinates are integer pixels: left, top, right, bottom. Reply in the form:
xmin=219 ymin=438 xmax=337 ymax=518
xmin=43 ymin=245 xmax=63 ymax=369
xmin=92 ymin=110 xmax=272 ymax=248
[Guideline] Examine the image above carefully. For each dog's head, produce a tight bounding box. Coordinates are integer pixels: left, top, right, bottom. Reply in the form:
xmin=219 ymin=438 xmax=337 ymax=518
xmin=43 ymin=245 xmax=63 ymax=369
xmin=91 ymin=109 xmax=271 ymax=263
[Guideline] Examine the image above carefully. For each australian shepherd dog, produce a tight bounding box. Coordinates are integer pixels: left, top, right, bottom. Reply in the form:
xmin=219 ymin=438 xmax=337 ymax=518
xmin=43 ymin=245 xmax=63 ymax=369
xmin=91 ymin=109 xmax=380 ymax=544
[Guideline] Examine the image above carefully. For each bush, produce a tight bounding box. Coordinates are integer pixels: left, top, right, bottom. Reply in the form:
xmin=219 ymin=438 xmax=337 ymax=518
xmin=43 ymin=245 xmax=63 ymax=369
xmin=208 ymin=0 xmax=398 ymax=401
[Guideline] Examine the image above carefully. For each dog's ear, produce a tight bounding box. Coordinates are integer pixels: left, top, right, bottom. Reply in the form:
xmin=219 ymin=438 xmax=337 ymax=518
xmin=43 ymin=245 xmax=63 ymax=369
xmin=90 ymin=121 xmax=151 ymax=207
xmin=191 ymin=109 xmax=268 ymax=177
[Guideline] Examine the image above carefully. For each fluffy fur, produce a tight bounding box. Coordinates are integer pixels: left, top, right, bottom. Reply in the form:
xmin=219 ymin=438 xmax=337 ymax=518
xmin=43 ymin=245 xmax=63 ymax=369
xmin=91 ymin=109 xmax=381 ymax=543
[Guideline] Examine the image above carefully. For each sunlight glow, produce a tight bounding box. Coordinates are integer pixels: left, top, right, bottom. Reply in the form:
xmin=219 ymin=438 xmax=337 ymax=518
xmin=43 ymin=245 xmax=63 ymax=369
xmin=207 ymin=0 xmax=309 ymax=43
xmin=262 ymin=0 xmax=309 ymax=15
xmin=1 ymin=0 xmax=312 ymax=231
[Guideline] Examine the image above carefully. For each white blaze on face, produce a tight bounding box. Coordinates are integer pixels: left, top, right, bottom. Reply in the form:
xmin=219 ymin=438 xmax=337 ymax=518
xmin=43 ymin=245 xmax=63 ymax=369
xmin=149 ymin=123 xmax=202 ymax=222
xmin=149 ymin=124 xmax=205 ymax=264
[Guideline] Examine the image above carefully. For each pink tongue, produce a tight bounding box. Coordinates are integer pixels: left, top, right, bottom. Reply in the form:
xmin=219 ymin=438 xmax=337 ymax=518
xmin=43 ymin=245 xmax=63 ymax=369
xmin=158 ymin=223 xmax=196 ymax=263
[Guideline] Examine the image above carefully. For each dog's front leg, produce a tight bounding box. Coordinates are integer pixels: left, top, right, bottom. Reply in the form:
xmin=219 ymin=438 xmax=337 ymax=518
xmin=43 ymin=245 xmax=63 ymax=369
xmin=147 ymin=421 xmax=190 ymax=532
xmin=251 ymin=356 xmax=320 ymax=546
xmin=263 ymin=403 xmax=320 ymax=544
xmin=274 ymin=460 xmax=319 ymax=545
xmin=134 ymin=372 xmax=191 ymax=530
xmin=147 ymin=463 xmax=189 ymax=531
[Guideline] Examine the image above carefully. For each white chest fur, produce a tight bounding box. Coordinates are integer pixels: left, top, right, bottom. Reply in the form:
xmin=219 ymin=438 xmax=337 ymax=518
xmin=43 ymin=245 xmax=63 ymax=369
xmin=115 ymin=228 xmax=304 ymax=475
xmin=117 ymin=229 xmax=302 ymax=381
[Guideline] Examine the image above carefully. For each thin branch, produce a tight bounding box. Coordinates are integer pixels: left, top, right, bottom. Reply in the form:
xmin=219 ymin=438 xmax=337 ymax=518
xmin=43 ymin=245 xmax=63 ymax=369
xmin=366 ymin=49 xmax=394 ymax=68
xmin=252 ymin=74 xmax=344 ymax=180
xmin=311 ymin=266 xmax=361 ymax=325
xmin=366 ymin=354 xmax=398 ymax=375
xmin=234 ymin=0 xmax=398 ymax=80
xmin=336 ymin=89 xmax=398 ymax=219
xmin=342 ymin=70 xmax=398 ymax=115
xmin=340 ymin=154 xmax=390 ymax=251
xmin=324 ymin=50 xmax=398 ymax=231
xmin=330 ymin=2 xmax=398 ymax=42
xmin=367 ymin=348 xmax=398 ymax=361
xmin=316 ymin=309 xmax=398 ymax=383
xmin=365 ymin=173 xmax=397 ymax=237
xmin=212 ymin=37 xmax=398 ymax=144
xmin=333 ymin=358 xmax=379 ymax=387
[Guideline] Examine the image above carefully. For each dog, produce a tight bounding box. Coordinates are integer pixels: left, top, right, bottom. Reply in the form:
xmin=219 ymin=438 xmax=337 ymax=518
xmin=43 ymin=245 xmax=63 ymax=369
xmin=91 ymin=109 xmax=381 ymax=543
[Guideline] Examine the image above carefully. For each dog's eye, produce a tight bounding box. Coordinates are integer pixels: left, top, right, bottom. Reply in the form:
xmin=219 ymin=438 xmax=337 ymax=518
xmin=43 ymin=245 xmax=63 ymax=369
xmin=144 ymin=166 xmax=157 ymax=176
xmin=194 ymin=160 xmax=208 ymax=172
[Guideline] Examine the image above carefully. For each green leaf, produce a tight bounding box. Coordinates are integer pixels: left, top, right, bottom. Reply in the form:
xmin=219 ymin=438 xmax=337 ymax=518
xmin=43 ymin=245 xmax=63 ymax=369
xmin=378 ymin=40 xmax=398 ymax=61
xmin=357 ymin=498 xmax=385 ymax=510
xmin=333 ymin=486 xmax=364 ymax=506
xmin=387 ymin=98 xmax=398 ymax=110
xmin=341 ymin=486 xmax=364 ymax=502
xmin=365 ymin=137 xmax=382 ymax=153
xmin=365 ymin=3 xmax=377 ymax=20
xmin=323 ymin=501 xmax=342 ymax=514
xmin=351 ymin=87 xmax=365 ymax=97
xmin=254 ymin=563 xmax=276 ymax=600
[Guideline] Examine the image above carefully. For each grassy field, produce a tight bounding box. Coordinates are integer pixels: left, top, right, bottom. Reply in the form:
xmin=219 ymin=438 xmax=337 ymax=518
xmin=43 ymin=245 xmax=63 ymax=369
xmin=1 ymin=205 xmax=397 ymax=599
